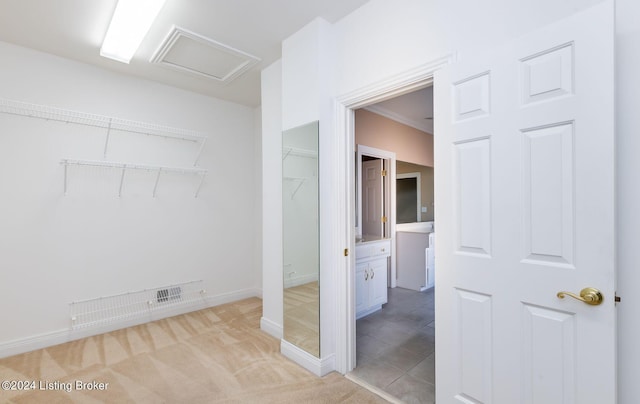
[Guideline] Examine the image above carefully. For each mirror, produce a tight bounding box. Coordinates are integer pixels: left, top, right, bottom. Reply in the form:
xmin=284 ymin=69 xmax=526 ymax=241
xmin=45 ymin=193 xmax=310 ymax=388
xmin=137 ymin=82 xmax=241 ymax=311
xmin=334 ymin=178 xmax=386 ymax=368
xmin=282 ymin=121 xmax=320 ymax=357
xmin=396 ymin=160 xmax=434 ymax=223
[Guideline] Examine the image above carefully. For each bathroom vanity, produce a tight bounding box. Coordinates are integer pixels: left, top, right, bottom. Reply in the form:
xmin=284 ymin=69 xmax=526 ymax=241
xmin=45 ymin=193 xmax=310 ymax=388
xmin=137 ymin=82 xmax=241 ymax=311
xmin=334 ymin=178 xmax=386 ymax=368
xmin=355 ymin=237 xmax=391 ymax=319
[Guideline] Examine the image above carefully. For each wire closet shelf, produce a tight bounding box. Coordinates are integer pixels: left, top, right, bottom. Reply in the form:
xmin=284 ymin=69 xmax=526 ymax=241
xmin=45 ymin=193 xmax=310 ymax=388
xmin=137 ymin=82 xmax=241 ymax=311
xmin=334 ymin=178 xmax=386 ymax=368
xmin=69 ymin=280 xmax=207 ymax=330
xmin=61 ymin=159 xmax=208 ymax=198
xmin=0 ymin=97 xmax=208 ymax=165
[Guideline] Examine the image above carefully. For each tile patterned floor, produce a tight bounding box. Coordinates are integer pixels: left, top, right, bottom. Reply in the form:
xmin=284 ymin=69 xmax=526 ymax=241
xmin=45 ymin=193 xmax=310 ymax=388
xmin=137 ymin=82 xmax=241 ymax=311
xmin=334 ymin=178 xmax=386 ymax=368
xmin=351 ymin=287 xmax=435 ymax=404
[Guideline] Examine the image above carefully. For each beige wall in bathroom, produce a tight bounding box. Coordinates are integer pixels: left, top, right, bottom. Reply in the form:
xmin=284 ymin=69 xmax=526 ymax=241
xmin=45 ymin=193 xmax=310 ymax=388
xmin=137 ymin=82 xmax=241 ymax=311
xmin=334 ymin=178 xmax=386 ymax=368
xmin=355 ymin=109 xmax=433 ymax=167
xmin=356 ymin=108 xmax=434 ymax=222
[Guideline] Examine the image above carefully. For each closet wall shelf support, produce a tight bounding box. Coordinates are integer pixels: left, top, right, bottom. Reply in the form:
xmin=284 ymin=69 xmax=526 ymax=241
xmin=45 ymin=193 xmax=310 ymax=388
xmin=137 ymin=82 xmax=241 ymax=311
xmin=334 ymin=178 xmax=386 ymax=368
xmin=0 ymin=98 xmax=208 ymax=165
xmin=283 ymin=176 xmax=306 ymax=199
xmin=103 ymin=118 xmax=113 ymax=159
xmin=61 ymin=159 xmax=208 ymax=198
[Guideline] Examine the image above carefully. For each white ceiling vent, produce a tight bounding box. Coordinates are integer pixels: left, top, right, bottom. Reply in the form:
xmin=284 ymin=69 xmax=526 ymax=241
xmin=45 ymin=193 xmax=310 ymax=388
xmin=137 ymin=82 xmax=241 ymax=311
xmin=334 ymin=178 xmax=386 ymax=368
xmin=150 ymin=26 xmax=261 ymax=84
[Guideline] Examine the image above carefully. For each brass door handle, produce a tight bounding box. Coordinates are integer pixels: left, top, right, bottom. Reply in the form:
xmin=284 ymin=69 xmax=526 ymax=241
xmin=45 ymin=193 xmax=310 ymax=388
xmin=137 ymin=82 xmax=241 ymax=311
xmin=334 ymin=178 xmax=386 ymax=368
xmin=557 ymin=287 xmax=603 ymax=306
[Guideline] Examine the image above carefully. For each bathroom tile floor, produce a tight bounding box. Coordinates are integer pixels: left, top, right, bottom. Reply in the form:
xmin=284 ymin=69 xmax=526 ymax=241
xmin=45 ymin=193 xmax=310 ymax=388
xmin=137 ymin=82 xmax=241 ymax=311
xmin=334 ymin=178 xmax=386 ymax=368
xmin=350 ymin=287 xmax=435 ymax=404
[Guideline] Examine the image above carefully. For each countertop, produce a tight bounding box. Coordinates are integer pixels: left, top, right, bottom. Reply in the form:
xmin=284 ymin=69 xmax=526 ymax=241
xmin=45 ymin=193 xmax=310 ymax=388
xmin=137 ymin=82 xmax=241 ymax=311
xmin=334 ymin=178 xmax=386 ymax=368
xmin=356 ymin=235 xmax=390 ymax=244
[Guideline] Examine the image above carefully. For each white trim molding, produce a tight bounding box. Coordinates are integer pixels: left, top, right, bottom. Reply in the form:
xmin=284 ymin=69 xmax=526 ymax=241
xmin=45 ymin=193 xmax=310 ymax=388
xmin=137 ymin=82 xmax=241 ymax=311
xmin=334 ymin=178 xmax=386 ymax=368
xmin=260 ymin=317 xmax=283 ymax=340
xmin=356 ymin=144 xmax=397 ymax=288
xmin=333 ymin=55 xmax=454 ymax=375
xmin=397 ymin=171 xmax=422 ymax=223
xmin=281 ymin=339 xmax=335 ymax=376
xmin=364 ymin=104 xmax=433 ymax=134
xmin=150 ymin=25 xmax=261 ymax=84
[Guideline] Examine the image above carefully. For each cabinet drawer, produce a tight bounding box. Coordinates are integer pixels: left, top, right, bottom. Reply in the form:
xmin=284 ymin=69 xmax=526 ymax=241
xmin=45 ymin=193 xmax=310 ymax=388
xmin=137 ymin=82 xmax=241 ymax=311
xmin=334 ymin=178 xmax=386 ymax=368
xmin=355 ymin=239 xmax=391 ymax=260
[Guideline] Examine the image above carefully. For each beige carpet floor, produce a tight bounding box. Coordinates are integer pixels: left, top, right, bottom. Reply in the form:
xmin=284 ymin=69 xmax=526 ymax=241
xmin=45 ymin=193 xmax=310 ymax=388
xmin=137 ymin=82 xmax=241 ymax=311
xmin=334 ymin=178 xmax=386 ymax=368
xmin=0 ymin=298 xmax=387 ymax=403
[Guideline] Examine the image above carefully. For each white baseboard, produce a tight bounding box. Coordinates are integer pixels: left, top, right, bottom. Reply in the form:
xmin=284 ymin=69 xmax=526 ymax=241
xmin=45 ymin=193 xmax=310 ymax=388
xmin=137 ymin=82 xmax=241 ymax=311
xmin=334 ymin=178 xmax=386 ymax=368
xmin=0 ymin=288 xmax=261 ymax=359
xmin=280 ymin=339 xmax=335 ymax=376
xmin=0 ymin=328 xmax=72 ymax=360
xmin=260 ymin=317 xmax=283 ymax=339
xmin=284 ymin=273 xmax=318 ymax=288
xmin=202 ymin=287 xmax=261 ymax=307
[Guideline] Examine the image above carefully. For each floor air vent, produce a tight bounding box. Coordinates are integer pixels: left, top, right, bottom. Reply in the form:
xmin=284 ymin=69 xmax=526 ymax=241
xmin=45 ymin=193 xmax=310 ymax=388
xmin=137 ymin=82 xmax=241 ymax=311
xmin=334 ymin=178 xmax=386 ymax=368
xmin=70 ymin=280 xmax=205 ymax=330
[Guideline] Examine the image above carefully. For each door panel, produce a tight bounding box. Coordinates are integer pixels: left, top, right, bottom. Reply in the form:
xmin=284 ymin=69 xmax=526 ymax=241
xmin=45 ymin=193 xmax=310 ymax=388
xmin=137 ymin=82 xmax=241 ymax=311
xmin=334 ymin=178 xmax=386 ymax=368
xmin=454 ymin=289 xmax=493 ymax=404
xmin=522 ymin=123 xmax=574 ymax=266
xmin=454 ymin=138 xmax=492 ymax=256
xmin=435 ymin=2 xmax=615 ymax=403
xmin=362 ymin=159 xmax=383 ymax=237
xmin=522 ymin=304 xmax=575 ymax=404
xmin=369 ymin=258 xmax=388 ymax=307
xmin=355 ymin=262 xmax=368 ymax=314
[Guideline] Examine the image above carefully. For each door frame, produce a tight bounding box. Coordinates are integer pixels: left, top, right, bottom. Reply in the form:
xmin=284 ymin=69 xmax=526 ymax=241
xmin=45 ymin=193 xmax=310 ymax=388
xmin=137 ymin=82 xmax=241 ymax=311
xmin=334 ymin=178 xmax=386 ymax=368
xmin=333 ymin=56 xmax=452 ymax=373
xmin=396 ymin=171 xmax=422 ymax=223
xmin=357 ymin=145 xmax=396 ymax=286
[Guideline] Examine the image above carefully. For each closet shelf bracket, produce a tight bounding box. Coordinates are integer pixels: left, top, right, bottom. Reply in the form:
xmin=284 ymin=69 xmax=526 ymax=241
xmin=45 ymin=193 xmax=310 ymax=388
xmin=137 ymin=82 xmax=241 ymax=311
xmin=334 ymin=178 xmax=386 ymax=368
xmin=283 ymin=176 xmax=306 ymax=199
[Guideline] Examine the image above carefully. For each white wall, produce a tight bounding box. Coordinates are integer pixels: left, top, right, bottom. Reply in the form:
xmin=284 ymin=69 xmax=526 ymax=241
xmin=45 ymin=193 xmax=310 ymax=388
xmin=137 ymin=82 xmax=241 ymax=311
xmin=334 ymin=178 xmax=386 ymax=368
xmin=280 ymin=18 xmax=340 ymax=373
xmin=332 ymin=0 xmax=603 ymax=97
xmin=281 ymin=18 xmax=327 ymax=131
xmin=253 ymin=106 xmax=263 ymax=295
xmin=265 ymin=0 xmax=640 ymax=398
xmin=614 ymin=0 xmax=640 ymax=402
xmin=260 ymin=60 xmax=283 ymax=338
xmin=0 ymin=41 xmax=260 ymax=356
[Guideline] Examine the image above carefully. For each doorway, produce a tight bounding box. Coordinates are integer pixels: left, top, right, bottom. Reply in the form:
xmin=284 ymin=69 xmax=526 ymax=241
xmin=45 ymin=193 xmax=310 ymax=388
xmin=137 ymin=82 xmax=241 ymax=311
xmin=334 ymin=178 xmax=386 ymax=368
xmin=332 ymin=56 xmax=449 ymax=382
xmin=348 ymin=87 xmax=436 ymax=402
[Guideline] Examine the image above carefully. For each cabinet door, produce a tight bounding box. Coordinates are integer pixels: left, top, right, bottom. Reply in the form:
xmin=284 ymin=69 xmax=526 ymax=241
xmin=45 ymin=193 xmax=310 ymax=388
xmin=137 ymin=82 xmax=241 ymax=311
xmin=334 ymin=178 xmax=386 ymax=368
xmin=369 ymin=258 xmax=388 ymax=307
xmin=355 ymin=262 xmax=369 ymax=315
xmin=426 ymin=247 xmax=435 ymax=289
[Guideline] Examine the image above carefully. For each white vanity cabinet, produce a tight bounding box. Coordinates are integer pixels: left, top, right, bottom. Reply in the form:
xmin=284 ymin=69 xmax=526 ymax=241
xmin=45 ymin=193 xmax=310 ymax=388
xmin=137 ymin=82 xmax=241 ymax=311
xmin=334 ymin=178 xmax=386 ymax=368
xmin=355 ymin=238 xmax=391 ymax=319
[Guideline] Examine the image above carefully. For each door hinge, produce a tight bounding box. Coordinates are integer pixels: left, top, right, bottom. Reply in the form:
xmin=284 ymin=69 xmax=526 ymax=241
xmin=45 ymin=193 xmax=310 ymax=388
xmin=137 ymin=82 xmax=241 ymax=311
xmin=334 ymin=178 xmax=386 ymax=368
xmin=615 ymin=293 xmax=621 ymax=303
xmin=344 ymin=248 xmax=349 ymax=257
xmin=381 ymin=216 xmax=388 ymax=223
xmin=381 ymin=169 xmax=387 ymax=177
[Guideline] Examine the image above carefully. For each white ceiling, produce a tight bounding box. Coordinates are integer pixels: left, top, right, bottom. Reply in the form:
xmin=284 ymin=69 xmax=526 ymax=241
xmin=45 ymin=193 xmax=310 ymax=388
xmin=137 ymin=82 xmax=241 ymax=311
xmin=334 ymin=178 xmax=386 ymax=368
xmin=367 ymin=86 xmax=435 ymax=134
xmin=0 ymin=0 xmax=370 ymax=107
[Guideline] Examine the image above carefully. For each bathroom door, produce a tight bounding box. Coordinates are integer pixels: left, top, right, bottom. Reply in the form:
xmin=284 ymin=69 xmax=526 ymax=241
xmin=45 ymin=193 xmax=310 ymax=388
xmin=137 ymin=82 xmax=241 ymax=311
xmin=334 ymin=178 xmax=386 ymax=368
xmin=362 ymin=158 xmax=384 ymax=238
xmin=435 ymin=2 xmax=615 ymax=402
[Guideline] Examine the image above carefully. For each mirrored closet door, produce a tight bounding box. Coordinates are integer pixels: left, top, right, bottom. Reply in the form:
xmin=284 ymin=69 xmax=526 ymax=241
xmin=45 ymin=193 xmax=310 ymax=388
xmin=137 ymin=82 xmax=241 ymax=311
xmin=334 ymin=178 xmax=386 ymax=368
xmin=282 ymin=121 xmax=320 ymax=357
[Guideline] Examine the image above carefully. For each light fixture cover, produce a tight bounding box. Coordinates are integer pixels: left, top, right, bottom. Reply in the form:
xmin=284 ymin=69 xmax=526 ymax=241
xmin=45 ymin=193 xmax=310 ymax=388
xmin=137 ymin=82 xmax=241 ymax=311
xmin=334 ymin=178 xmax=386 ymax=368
xmin=100 ymin=0 xmax=167 ymax=63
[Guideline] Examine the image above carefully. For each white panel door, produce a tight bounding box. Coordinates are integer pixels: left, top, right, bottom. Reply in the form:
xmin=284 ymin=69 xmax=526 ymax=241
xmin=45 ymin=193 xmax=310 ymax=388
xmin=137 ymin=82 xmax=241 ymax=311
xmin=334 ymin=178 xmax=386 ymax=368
xmin=435 ymin=2 xmax=615 ymax=403
xmin=362 ymin=159 xmax=383 ymax=237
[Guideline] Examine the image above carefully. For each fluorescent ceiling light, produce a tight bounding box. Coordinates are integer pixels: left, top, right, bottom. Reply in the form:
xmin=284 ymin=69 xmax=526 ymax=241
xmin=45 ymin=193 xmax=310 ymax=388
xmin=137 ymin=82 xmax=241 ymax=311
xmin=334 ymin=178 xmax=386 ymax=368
xmin=100 ymin=0 xmax=167 ymax=64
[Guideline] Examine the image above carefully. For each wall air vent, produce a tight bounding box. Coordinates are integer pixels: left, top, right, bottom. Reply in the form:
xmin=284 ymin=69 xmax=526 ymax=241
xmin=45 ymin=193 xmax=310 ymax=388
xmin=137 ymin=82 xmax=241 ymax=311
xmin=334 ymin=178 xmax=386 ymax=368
xmin=69 ymin=280 xmax=206 ymax=330
xmin=157 ymin=286 xmax=182 ymax=303
xmin=150 ymin=26 xmax=261 ymax=84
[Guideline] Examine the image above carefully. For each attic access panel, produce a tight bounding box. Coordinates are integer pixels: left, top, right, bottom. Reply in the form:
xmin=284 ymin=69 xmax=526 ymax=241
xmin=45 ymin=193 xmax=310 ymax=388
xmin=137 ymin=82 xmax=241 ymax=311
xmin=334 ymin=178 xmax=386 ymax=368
xmin=151 ymin=26 xmax=261 ymax=84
